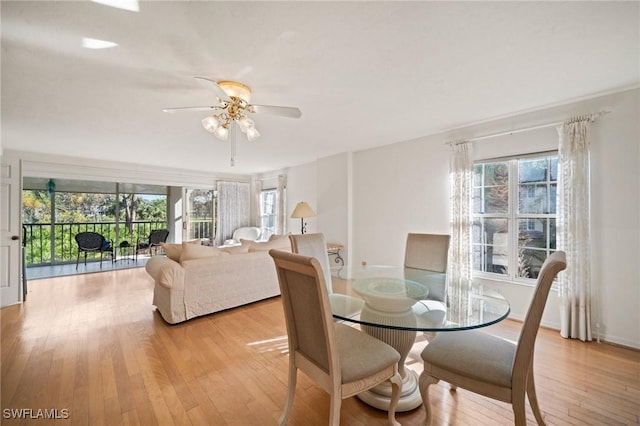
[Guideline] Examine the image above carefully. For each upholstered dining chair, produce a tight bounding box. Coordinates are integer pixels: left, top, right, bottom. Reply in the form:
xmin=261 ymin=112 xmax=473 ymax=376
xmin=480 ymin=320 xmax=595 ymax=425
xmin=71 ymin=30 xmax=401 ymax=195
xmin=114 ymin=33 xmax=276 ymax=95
xmin=404 ymin=233 xmax=451 ymax=302
xmin=135 ymin=229 xmax=169 ymax=260
xmin=404 ymin=233 xmax=451 ymax=334
xmin=74 ymin=231 xmax=113 ymax=270
xmin=289 ymin=233 xmax=333 ymax=294
xmin=419 ymin=251 xmax=567 ymax=426
xmin=269 ymin=249 xmax=403 ymax=426
xmin=290 ymin=232 xmax=365 ymax=321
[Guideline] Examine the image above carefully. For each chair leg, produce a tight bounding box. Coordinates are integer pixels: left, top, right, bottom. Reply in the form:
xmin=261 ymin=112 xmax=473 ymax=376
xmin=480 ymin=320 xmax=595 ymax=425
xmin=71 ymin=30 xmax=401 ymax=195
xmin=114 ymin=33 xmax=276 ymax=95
xmin=278 ymin=364 xmax=297 ymax=426
xmin=329 ymin=393 xmax=341 ymax=426
xmin=419 ymin=372 xmax=440 ymax=426
xmin=512 ymin=393 xmax=528 ymax=426
xmin=76 ymin=252 xmax=80 ymax=270
xmin=100 ymin=252 xmax=103 ymax=268
xmin=387 ymin=371 xmax=402 ymax=426
xmin=527 ymin=366 xmax=546 ymax=425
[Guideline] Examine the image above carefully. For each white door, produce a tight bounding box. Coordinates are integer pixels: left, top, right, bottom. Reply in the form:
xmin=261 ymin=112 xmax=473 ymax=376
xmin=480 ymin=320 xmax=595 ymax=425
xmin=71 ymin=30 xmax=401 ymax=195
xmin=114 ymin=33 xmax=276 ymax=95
xmin=184 ymin=188 xmax=215 ymax=245
xmin=0 ymin=154 xmax=22 ymax=307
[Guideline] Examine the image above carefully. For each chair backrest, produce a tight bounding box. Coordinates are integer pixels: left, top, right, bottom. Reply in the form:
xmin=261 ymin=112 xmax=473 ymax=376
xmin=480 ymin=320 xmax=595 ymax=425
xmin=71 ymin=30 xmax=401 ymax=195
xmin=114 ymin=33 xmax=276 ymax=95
xmin=269 ymin=249 xmax=339 ymax=380
xmin=289 ymin=233 xmax=333 ymax=294
xmin=513 ymin=251 xmax=567 ymax=381
xmin=232 ymin=227 xmax=261 ymax=242
xmin=75 ymin=232 xmax=105 ymax=250
xmin=149 ymin=229 xmax=169 ymax=245
xmin=404 ymin=233 xmax=451 ymax=273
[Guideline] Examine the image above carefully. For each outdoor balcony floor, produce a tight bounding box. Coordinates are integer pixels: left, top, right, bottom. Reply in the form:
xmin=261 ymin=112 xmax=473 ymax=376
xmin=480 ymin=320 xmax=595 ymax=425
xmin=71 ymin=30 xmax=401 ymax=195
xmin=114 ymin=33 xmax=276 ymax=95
xmin=26 ymin=255 xmax=151 ymax=280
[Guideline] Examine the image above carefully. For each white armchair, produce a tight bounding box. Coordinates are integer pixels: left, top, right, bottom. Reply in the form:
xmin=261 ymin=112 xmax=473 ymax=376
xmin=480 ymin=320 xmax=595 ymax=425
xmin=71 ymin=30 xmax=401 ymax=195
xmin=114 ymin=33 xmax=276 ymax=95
xmin=225 ymin=226 xmax=261 ymax=246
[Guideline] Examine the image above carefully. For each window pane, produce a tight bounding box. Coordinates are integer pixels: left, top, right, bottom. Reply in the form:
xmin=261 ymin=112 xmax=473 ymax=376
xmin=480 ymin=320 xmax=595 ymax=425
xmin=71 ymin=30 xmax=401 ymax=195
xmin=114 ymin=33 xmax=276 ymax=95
xmin=260 ymin=189 xmax=278 ymax=239
xmin=473 ymin=188 xmax=482 ymax=213
xmin=549 ymin=183 xmax=557 ymax=214
xmin=550 ymin=157 xmax=558 ymax=181
xmin=517 ymin=218 xmax=556 ymax=278
xmin=518 ymin=184 xmax=548 ymax=214
xmin=484 ymin=163 xmax=508 ymax=186
xmin=518 ymin=219 xmax=548 ymax=248
xmin=517 ymin=248 xmax=549 ymax=279
xmin=519 ymin=159 xmax=547 ymax=183
xmin=472 ymin=218 xmax=508 ymax=275
xmin=473 ymin=163 xmax=508 ymax=214
xmin=484 ymin=186 xmax=508 ymax=213
xmin=473 ymin=165 xmax=483 ymax=186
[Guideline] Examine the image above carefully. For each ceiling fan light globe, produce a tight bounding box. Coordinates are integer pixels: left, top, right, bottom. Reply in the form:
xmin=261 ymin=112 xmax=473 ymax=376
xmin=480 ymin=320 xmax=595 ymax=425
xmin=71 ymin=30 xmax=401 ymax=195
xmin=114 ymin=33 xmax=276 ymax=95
xmin=238 ymin=117 xmax=255 ymax=133
xmin=214 ymin=125 xmax=229 ymax=140
xmin=201 ymin=116 xmax=220 ymax=132
xmin=246 ymin=127 xmax=260 ymax=142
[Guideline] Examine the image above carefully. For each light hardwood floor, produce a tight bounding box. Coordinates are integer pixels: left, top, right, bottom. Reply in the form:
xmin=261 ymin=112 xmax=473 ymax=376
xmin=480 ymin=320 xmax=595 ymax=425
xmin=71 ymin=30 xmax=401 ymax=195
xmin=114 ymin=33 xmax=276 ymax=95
xmin=2 ymin=267 xmax=638 ymax=425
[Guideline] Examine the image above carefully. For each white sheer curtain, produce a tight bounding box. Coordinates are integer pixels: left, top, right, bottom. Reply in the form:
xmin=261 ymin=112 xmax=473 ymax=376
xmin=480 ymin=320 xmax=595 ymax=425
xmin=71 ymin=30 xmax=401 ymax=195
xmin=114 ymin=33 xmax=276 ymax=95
xmin=448 ymin=141 xmax=473 ymax=319
xmin=253 ymin=179 xmax=263 ymax=233
xmin=215 ymin=181 xmax=251 ymax=246
xmin=275 ymin=174 xmax=287 ymax=235
xmin=557 ymin=117 xmax=593 ymax=341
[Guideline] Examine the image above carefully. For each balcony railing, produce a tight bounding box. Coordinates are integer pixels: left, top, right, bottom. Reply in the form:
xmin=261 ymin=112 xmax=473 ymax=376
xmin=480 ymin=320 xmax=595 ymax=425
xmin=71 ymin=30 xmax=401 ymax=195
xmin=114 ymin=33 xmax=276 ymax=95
xmin=23 ymin=221 xmax=168 ymax=266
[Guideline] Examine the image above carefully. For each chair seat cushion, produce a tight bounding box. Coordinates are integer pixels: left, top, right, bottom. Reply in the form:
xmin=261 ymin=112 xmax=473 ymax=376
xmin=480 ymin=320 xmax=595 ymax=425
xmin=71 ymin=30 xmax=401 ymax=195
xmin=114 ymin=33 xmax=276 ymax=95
xmin=421 ymin=330 xmax=516 ymax=388
xmin=334 ymin=323 xmax=400 ymax=383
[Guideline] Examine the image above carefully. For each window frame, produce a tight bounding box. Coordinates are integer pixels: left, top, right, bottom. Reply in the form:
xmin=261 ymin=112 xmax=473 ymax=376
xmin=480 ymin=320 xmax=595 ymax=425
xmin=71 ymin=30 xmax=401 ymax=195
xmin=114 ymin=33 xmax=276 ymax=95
xmin=259 ymin=188 xmax=278 ymax=240
xmin=472 ymin=151 xmax=558 ymax=285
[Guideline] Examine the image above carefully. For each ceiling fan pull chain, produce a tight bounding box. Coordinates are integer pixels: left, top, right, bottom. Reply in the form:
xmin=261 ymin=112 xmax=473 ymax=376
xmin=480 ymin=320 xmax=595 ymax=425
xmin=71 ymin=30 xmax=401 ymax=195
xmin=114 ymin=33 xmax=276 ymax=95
xmin=230 ymin=122 xmax=237 ymax=167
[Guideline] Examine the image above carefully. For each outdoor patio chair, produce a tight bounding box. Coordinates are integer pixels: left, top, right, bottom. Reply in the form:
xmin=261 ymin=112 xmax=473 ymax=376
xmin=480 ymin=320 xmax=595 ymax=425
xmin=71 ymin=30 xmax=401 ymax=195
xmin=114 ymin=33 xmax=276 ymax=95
xmin=135 ymin=229 xmax=169 ymax=260
xmin=75 ymin=231 xmax=113 ymax=270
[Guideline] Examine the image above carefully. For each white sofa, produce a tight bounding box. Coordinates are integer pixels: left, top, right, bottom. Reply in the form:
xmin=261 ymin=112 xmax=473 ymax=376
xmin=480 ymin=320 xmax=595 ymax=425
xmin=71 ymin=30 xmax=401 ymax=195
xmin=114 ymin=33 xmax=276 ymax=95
xmin=145 ymin=236 xmax=290 ymax=324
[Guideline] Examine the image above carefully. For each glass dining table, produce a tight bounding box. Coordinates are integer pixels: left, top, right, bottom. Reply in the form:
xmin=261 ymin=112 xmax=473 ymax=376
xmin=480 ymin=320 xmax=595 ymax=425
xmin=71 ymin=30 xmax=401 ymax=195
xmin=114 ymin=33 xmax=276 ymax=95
xmin=330 ymin=264 xmax=510 ymax=412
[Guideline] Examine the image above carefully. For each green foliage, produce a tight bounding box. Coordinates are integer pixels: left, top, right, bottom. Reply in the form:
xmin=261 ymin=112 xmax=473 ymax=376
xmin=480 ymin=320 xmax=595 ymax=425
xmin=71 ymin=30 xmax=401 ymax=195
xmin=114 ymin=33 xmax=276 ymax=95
xmin=23 ymin=190 xmax=167 ymax=265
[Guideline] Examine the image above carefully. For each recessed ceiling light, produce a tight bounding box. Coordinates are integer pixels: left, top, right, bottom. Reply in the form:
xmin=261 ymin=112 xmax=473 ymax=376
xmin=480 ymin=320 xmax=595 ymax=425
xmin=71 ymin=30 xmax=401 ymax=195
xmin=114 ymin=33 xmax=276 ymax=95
xmin=82 ymin=37 xmax=118 ymax=49
xmin=91 ymin=0 xmax=139 ymax=12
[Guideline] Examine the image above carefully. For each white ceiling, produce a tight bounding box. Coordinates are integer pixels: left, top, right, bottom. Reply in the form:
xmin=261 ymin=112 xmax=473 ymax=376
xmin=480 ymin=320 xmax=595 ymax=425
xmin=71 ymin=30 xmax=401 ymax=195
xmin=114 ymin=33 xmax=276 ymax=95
xmin=2 ymin=1 xmax=639 ymax=175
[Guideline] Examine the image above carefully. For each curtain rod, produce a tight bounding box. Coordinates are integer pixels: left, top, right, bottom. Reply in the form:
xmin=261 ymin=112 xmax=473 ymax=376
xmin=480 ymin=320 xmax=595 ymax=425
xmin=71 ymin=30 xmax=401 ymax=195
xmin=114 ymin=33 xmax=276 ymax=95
xmin=446 ymin=110 xmax=611 ymax=145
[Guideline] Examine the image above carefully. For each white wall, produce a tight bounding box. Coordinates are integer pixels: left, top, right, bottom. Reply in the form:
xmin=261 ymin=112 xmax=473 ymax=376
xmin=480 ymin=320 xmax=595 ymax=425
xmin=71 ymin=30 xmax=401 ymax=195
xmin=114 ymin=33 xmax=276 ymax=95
xmin=285 ymin=161 xmax=318 ymax=235
xmin=288 ymin=88 xmax=640 ymax=348
xmin=317 ymin=153 xmax=350 ymax=263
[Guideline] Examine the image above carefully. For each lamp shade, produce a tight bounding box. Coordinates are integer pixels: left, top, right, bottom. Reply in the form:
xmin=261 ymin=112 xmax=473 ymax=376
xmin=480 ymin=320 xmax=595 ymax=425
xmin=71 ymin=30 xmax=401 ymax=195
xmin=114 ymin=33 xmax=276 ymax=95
xmin=290 ymin=201 xmax=316 ymax=218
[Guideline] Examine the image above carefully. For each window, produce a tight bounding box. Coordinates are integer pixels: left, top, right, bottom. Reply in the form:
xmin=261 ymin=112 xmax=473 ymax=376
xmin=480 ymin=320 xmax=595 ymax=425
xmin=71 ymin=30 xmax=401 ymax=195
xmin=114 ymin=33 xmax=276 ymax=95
xmin=260 ymin=189 xmax=277 ymax=240
xmin=472 ymin=154 xmax=557 ymax=281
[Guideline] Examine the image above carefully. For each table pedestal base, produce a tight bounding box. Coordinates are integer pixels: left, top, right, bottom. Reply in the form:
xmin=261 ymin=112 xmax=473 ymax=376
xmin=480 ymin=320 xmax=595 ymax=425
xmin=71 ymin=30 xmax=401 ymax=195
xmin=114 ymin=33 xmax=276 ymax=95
xmin=360 ymin=305 xmax=422 ymax=412
xmin=357 ymin=368 xmax=422 ymax=412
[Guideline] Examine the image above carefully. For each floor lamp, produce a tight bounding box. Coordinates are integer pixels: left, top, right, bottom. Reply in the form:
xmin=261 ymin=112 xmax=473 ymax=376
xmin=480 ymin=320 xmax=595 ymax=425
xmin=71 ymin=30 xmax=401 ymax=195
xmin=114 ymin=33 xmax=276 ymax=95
xmin=290 ymin=202 xmax=316 ymax=234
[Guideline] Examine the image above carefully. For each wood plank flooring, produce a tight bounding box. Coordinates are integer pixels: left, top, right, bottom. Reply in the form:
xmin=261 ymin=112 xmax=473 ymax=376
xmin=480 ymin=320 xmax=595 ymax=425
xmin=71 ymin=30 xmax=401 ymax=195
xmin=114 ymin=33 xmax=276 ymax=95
xmin=1 ymin=267 xmax=638 ymax=425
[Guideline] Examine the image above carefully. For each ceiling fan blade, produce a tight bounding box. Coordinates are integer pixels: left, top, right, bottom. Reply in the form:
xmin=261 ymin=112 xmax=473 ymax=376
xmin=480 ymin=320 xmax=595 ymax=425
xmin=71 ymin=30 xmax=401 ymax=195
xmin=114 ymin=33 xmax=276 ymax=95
xmin=162 ymin=106 xmax=224 ymax=113
xmin=249 ymin=104 xmax=302 ymax=119
xmin=194 ymin=76 xmax=231 ymax=102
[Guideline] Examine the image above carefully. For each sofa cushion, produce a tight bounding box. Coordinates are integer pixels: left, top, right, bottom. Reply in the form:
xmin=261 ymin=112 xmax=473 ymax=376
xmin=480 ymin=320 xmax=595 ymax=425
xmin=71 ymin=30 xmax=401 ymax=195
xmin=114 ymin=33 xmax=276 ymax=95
xmin=161 ymin=239 xmax=202 ymax=262
xmin=180 ymin=243 xmax=228 ymax=263
xmin=244 ymin=235 xmax=291 ymax=252
xmin=220 ymin=244 xmax=250 ymax=254
xmin=161 ymin=243 xmax=181 ymax=261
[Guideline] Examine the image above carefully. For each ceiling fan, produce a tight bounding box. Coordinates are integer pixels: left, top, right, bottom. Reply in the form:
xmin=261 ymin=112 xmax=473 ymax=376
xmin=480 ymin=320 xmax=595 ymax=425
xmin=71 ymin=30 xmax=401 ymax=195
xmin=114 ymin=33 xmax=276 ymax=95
xmin=163 ymin=77 xmax=302 ymax=166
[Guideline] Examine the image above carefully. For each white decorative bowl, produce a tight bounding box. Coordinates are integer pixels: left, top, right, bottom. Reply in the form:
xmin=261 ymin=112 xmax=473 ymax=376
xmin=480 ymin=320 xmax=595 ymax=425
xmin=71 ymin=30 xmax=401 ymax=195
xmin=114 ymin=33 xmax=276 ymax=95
xmin=352 ymin=277 xmax=428 ymax=313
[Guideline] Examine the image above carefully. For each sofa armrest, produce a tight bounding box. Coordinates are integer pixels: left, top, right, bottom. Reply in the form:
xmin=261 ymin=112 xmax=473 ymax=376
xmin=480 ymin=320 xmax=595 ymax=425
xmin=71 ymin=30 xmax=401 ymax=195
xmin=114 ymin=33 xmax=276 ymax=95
xmin=145 ymin=256 xmax=185 ymax=290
